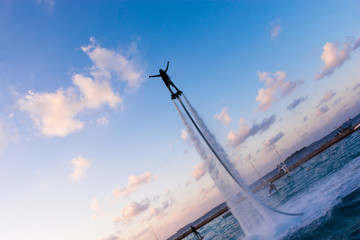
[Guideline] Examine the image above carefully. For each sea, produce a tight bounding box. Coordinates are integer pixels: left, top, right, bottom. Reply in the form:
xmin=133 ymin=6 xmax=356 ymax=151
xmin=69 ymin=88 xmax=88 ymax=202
xmin=182 ymin=129 xmax=360 ymax=240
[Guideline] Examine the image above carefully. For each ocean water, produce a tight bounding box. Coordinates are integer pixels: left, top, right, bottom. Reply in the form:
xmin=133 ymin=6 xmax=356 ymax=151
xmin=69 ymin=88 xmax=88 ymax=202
xmin=184 ymin=130 xmax=360 ymax=240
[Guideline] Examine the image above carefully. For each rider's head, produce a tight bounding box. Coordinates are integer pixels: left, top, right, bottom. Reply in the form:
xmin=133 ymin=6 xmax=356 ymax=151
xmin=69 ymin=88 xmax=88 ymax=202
xmin=159 ymin=69 xmax=164 ymax=74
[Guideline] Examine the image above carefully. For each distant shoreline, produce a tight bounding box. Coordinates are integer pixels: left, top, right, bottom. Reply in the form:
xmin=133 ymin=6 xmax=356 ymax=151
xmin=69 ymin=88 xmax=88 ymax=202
xmin=252 ymin=123 xmax=359 ymax=192
xmin=168 ymin=121 xmax=360 ymax=240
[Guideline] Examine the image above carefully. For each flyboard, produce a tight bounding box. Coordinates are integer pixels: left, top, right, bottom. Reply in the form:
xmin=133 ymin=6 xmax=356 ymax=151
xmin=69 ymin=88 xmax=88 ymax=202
xmin=174 ymin=94 xmax=304 ymax=217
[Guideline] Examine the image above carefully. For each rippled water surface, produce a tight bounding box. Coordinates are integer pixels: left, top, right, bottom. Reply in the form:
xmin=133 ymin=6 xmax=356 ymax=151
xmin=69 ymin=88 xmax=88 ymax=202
xmin=184 ymin=131 xmax=360 ymax=240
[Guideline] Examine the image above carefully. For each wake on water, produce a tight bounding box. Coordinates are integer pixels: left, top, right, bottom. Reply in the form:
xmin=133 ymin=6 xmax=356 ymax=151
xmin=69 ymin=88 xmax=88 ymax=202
xmin=173 ymin=95 xmax=303 ymax=239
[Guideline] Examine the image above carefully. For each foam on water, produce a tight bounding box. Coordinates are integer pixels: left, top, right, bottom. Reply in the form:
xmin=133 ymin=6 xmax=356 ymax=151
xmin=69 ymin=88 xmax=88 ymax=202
xmin=174 ymin=96 xmax=306 ymax=239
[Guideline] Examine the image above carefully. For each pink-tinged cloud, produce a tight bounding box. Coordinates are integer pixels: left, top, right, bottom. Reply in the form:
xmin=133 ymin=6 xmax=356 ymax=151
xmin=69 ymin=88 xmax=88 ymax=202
xmin=69 ymin=156 xmax=91 ymax=181
xmin=316 ymin=90 xmax=336 ymax=108
xmin=192 ymin=162 xmax=207 ymax=181
xmin=256 ymin=71 xmax=303 ymax=112
xmin=113 ymin=198 xmax=151 ymax=225
xmin=228 ymin=115 xmax=276 ymax=147
xmin=112 ymin=171 xmax=157 ymax=197
xmin=316 ymin=105 xmax=329 ymax=116
xmin=315 ymin=37 xmax=360 ymax=80
xmin=214 ymin=107 xmax=232 ymax=125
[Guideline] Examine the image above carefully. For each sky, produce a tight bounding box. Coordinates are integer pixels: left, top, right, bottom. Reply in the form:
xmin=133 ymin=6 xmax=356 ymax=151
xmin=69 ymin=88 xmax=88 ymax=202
xmin=1 ymin=1 xmax=360 ymax=240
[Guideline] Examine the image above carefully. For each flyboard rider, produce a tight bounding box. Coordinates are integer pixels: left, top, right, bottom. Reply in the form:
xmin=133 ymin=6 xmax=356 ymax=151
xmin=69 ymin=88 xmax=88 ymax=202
xmin=149 ymin=61 xmax=182 ymax=99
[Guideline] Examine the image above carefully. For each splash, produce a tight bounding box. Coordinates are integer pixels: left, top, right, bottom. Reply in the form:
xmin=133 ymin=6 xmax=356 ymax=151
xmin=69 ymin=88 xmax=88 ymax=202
xmin=174 ymin=95 xmax=302 ymax=239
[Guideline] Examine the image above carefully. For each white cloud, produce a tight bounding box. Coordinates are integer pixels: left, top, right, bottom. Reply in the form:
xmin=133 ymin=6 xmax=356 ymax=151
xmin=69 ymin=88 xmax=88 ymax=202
xmin=256 ymin=71 xmax=303 ymax=112
xmin=73 ymin=74 xmax=122 ymax=109
xmin=81 ymin=38 xmax=144 ymax=90
xmin=18 ymin=39 xmax=143 ymax=137
xmin=192 ymin=162 xmax=206 ymax=181
xmin=97 ymin=116 xmax=109 ymax=126
xmin=69 ymin=156 xmax=91 ymax=181
xmin=315 ymin=37 xmax=360 ymax=80
xmin=270 ymin=21 xmax=282 ymax=39
xmin=112 ymin=172 xmax=157 ymax=197
xmin=18 ymin=89 xmax=84 ymax=137
xmin=316 ymin=90 xmax=336 ymax=108
xmin=113 ymin=198 xmax=151 ymax=225
xmin=228 ymin=115 xmax=276 ymax=147
xmin=214 ymin=107 xmax=232 ymax=125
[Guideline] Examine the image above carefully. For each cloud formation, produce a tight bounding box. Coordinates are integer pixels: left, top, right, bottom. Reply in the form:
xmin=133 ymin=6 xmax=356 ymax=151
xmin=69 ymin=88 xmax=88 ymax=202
xmin=18 ymin=38 xmax=144 ymax=137
xmin=91 ymin=197 xmax=102 ymax=220
xmin=315 ymin=37 xmax=360 ymax=80
xmin=214 ymin=107 xmax=232 ymax=125
xmin=69 ymin=156 xmax=91 ymax=181
xmin=317 ymin=90 xmax=336 ymax=108
xmin=256 ymin=71 xmax=303 ymax=112
xmin=228 ymin=115 xmax=276 ymax=147
xmin=113 ymin=198 xmax=151 ymax=225
xmin=149 ymin=198 xmax=175 ymax=219
xmin=287 ymin=97 xmax=307 ymax=110
xmin=270 ymin=21 xmax=282 ymax=39
xmin=97 ymin=116 xmax=109 ymax=126
xmin=82 ymin=37 xmax=144 ymax=90
xmin=263 ymin=132 xmax=284 ymax=153
xmin=316 ymin=105 xmax=329 ymax=116
xmin=112 ymin=172 xmax=157 ymax=197
xmin=192 ymin=162 xmax=206 ymax=181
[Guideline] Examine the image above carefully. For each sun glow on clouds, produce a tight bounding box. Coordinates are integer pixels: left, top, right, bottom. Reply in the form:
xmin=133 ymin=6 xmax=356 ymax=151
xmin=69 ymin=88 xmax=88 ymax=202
xmin=18 ymin=38 xmax=144 ymax=137
xmin=112 ymin=172 xmax=157 ymax=197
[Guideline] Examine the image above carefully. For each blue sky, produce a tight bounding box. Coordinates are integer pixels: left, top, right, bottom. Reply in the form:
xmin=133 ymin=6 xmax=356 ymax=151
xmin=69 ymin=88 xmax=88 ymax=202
xmin=1 ymin=1 xmax=360 ymax=240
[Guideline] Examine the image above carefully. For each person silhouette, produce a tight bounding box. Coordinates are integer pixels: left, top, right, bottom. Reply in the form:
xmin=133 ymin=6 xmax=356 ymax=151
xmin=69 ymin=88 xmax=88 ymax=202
xmin=149 ymin=61 xmax=182 ymax=99
xmin=191 ymin=226 xmax=204 ymax=240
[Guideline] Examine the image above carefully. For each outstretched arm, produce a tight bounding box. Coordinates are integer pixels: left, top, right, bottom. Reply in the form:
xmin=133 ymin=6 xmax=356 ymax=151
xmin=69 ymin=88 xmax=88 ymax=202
xmin=149 ymin=74 xmax=161 ymax=78
xmin=164 ymin=61 xmax=169 ymax=72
